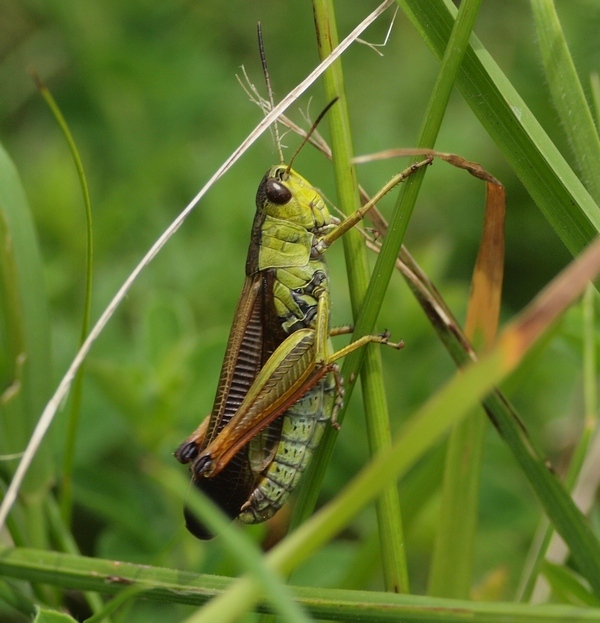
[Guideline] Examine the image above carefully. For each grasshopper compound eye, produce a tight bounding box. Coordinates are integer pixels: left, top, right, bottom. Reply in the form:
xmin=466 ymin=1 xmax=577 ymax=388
xmin=264 ymin=178 xmax=292 ymax=204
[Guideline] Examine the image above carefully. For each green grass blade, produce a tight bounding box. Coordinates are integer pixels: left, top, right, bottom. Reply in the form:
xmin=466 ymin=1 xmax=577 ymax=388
xmin=295 ymin=0 xmax=483 ymax=581
xmin=191 ymin=236 xmax=600 ymax=621
xmin=427 ymin=408 xmax=486 ymax=598
xmin=480 ymin=394 xmax=600 ymax=595
xmin=0 ymin=141 xmax=104 ymax=618
xmin=2 ymin=548 xmax=600 ymax=622
xmin=0 ymin=577 xmax=36 ymax=619
xmin=307 ymin=0 xmax=409 ymax=593
xmin=44 ymin=496 xmax=106 ymax=617
xmin=148 ymin=461 xmax=312 ymax=623
xmin=32 ymin=75 xmax=95 ymax=527
xmin=34 ymin=607 xmax=77 ymax=623
xmin=530 ymin=0 xmax=600 ymax=204
xmin=542 ymin=562 xmax=600 ymax=608
xmin=398 ymin=0 xmax=600 ymax=256
xmin=428 ymin=172 xmax=504 ymax=597
xmin=0 ymin=141 xmax=53 ymax=548
xmin=409 ymin=266 xmax=600 ymax=596
xmin=517 ymin=286 xmax=599 ymax=601
xmin=338 ymin=0 xmax=484 ymax=445
xmin=82 ymin=585 xmax=153 ymax=623
xmin=591 ymin=72 xmax=600 ymax=125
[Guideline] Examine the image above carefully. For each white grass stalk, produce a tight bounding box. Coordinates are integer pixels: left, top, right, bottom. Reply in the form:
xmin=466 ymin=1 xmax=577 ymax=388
xmin=0 ymin=0 xmax=394 ymax=532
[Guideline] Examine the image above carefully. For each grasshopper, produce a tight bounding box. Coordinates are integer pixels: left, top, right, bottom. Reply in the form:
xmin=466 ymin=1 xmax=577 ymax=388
xmin=175 ymin=116 xmax=431 ymax=537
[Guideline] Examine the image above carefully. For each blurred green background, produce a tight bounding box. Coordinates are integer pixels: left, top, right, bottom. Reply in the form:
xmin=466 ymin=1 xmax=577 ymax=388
xmin=1 ymin=0 xmax=598 ymax=617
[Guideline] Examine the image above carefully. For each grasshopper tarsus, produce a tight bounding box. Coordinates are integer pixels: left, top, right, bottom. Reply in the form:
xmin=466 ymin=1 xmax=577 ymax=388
xmin=376 ymin=329 xmax=404 ymax=350
xmin=411 ymin=155 xmax=434 ymax=173
xmin=365 ymin=226 xmax=381 ymax=240
xmin=382 ymin=337 xmax=405 ymax=350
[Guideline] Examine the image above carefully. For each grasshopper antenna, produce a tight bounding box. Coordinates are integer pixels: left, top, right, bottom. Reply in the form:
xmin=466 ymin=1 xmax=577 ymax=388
xmin=257 ymin=23 xmax=284 ymax=163
xmin=286 ymin=97 xmax=338 ymax=175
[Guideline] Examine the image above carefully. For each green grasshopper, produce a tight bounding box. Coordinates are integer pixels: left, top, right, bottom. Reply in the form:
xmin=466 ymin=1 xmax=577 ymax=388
xmin=175 ymin=100 xmax=431 ymax=537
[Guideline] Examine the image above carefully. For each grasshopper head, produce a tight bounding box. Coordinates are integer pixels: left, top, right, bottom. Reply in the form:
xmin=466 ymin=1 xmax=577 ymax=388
xmin=256 ymin=165 xmax=334 ymax=232
xmin=248 ymin=165 xmax=338 ymax=275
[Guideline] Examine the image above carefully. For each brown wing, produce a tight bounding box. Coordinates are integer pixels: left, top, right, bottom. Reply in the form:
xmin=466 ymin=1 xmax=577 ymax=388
xmin=207 ymin=275 xmax=265 ymax=440
xmin=180 ymin=273 xmax=285 ymax=539
xmin=175 ymin=275 xmax=264 ymax=462
xmin=194 ymin=330 xmax=334 ymax=478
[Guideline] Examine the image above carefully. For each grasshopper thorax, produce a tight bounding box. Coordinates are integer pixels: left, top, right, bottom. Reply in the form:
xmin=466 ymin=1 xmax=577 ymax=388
xmin=256 ymin=165 xmax=333 ymax=232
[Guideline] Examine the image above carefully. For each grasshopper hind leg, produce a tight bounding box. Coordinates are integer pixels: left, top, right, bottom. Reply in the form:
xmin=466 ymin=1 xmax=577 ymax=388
xmin=329 ymin=363 xmax=345 ymax=430
xmin=238 ymin=368 xmax=338 ymax=525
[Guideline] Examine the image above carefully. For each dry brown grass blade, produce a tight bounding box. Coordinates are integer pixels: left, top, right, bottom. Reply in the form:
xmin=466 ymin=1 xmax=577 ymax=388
xmin=356 ymin=148 xmax=506 ymax=349
xmin=268 ymin=108 xmax=600 ymax=592
xmin=354 ymin=148 xmax=502 ymax=186
xmin=465 ymin=181 xmax=506 ymax=345
xmin=258 ymin=105 xmax=500 ymax=352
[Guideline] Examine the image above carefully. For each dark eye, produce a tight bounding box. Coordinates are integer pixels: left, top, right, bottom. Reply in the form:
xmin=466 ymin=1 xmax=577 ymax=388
xmin=265 ymin=178 xmax=292 ymax=204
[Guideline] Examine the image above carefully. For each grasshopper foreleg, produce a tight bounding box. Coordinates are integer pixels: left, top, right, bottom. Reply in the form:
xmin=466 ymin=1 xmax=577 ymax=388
xmin=314 ymin=156 xmax=434 ymax=254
